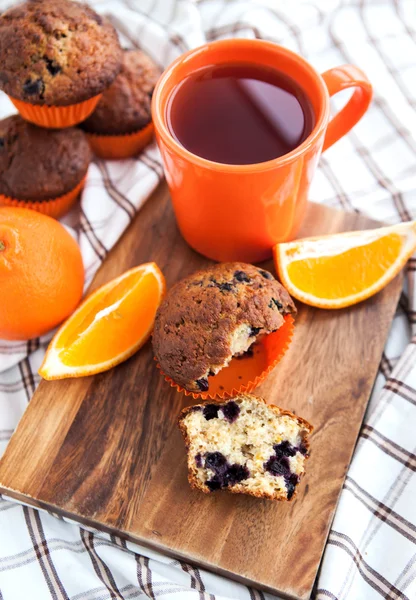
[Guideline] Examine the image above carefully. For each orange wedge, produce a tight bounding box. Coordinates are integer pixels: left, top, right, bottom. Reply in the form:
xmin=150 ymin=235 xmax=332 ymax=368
xmin=274 ymin=221 xmax=416 ymax=309
xmin=39 ymin=263 xmax=165 ymax=379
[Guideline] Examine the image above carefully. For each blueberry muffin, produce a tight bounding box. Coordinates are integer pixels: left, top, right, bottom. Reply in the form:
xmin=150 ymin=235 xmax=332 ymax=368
xmin=152 ymin=263 xmax=296 ymax=392
xmin=0 ymin=115 xmax=91 ymax=201
xmin=0 ymin=0 xmax=122 ymax=106
xmin=81 ymin=49 xmax=161 ymax=135
xmin=179 ymin=394 xmax=312 ymax=500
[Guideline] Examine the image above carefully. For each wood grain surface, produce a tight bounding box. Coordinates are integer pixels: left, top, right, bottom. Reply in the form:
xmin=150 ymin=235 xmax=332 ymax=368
xmin=0 ymin=183 xmax=402 ymax=600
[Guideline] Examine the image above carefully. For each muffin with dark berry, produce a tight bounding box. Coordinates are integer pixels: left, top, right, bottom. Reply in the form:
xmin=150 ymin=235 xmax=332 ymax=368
xmin=0 ymin=0 xmax=123 ymax=127
xmin=179 ymin=393 xmax=312 ymax=501
xmin=80 ymin=49 xmax=161 ymax=159
xmin=0 ymin=115 xmax=91 ymax=218
xmin=152 ymin=262 xmax=296 ymax=393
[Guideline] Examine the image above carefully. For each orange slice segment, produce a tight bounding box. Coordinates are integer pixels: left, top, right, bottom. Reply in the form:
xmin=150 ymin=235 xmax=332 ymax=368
xmin=274 ymin=221 xmax=416 ymax=309
xmin=39 ymin=263 xmax=165 ymax=379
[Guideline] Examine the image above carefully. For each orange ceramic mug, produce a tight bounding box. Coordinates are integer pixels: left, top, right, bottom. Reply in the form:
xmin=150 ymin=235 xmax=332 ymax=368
xmin=152 ymin=39 xmax=372 ymax=263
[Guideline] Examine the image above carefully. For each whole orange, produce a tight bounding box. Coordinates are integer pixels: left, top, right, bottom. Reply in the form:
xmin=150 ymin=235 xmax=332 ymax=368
xmin=0 ymin=207 xmax=84 ymax=340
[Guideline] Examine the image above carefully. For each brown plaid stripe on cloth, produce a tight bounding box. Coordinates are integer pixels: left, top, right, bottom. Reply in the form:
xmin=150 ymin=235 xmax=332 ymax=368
xmin=0 ymin=1 xmax=415 ymax=598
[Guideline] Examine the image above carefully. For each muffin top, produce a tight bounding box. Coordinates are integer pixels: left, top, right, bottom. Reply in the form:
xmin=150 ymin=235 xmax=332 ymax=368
xmin=152 ymin=262 xmax=296 ymax=392
xmin=0 ymin=115 xmax=92 ymax=201
xmin=0 ymin=0 xmax=123 ymax=106
xmin=81 ymin=49 xmax=161 ymax=135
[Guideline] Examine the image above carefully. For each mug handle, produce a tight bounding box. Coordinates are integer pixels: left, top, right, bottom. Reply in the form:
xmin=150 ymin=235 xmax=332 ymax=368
xmin=321 ymin=65 xmax=373 ymax=152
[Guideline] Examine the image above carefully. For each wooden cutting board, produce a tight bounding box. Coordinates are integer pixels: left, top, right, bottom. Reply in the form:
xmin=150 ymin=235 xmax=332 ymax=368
xmin=0 ymin=182 xmax=402 ymax=600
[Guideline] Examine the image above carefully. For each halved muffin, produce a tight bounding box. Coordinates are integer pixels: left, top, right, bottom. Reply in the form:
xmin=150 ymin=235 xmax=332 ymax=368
xmin=179 ymin=393 xmax=312 ymax=500
xmin=152 ymin=262 xmax=296 ymax=392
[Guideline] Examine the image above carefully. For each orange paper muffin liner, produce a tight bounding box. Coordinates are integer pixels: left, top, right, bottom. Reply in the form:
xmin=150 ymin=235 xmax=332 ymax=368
xmin=9 ymin=95 xmax=102 ymax=129
xmin=85 ymin=122 xmax=154 ymax=160
xmin=0 ymin=175 xmax=86 ymax=219
xmin=156 ymin=314 xmax=294 ymax=400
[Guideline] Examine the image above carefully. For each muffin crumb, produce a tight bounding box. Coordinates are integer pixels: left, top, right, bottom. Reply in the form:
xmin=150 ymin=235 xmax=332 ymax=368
xmin=179 ymin=393 xmax=312 ymax=500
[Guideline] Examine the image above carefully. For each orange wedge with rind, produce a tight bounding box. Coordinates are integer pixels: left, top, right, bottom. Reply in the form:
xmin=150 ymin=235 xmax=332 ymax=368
xmin=274 ymin=221 xmax=416 ymax=309
xmin=39 ymin=262 xmax=165 ymax=379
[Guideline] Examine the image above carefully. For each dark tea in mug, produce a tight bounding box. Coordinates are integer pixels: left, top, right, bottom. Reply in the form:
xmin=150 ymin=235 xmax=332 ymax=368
xmin=166 ymin=63 xmax=315 ymax=165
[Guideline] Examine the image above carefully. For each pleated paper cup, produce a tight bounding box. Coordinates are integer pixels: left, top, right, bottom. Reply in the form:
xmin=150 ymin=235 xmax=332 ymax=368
xmin=10 ymin=95 xmax=102 ymax=129
xmin=85 ymin=122 xmax=154 ymax=159
xmin=156 ymin=314 xmax=294 ymax=400
xmin=0 ymin=176 xmax=86 ymax=219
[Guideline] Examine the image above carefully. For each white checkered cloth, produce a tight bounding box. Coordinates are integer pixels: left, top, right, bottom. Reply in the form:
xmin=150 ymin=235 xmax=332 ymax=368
xmin=0 ymin=1 xmax=415 ymax=599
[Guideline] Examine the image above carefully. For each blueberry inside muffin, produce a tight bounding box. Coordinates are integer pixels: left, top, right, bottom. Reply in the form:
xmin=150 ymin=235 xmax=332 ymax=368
xmin=179 ymin=394 xmax=312 ymax=500
xmin=152 ymin=262 xmax=296 ymax=392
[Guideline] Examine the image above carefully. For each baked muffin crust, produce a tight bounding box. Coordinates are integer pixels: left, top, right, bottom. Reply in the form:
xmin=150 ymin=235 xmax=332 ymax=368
xmin=153 ymin=263 xmax=296 ymax=392
xmin=0 ymin=115 xmax=91 ymax=201
xmin=81 ymin=49 xmax=161 ymax=135
xmin=0 ymin=0 xmax=123 ymax=105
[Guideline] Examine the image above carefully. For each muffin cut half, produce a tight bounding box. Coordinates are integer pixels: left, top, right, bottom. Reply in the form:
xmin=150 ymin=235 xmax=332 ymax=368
xmin=179 ymin=393 xmax=312 ymax=501
xmin=153 ymin=262 xmax=296 ymax=392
